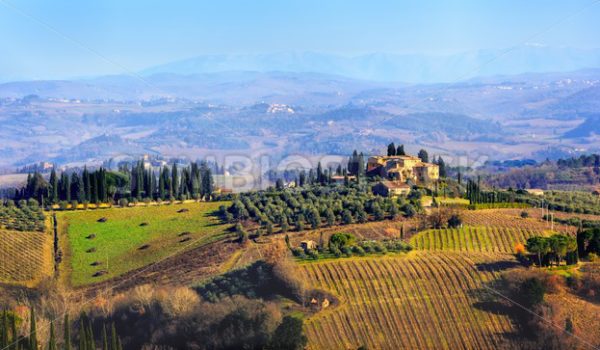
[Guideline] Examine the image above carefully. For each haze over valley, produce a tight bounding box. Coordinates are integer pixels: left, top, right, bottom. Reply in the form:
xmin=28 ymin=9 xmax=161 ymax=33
xmin=1 ymin=53 xmax=600 ymax=171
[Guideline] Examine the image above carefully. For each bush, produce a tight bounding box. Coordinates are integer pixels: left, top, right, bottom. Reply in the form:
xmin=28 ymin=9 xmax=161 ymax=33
xmin=307 ymin=249 xmax=319 ymax=260
xmin=291 ymin=248 xmax=306 ymax=258
xmin=520 ymin=211 xmax=529 ymax=218
xmin=330 ymin=246 xmax=342 ymax=258
xmin=352 ymin=245 xmax=366 ymax=256
xmin=118 ymin=198 xmax=129 ymax=208
xmin=268 ymin=316 xmax=307 ymax=350
xmin=341 ymin=246 xmax=353 ymax=256
xmin=447 ymin=214 xmax=462 ymax=228
xmin=373 ymin=242 xmax=387 ymax=254
xmin=499 ymin=269 xmax=554 ymax=308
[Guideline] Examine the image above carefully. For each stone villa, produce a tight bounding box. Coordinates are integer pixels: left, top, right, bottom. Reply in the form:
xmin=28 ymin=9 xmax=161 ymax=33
xmin=367 ymin=155 xmax=439 ymax=184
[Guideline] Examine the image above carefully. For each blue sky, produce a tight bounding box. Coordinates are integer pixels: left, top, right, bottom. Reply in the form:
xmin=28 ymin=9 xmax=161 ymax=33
xmin=1 ymin=0 xmax=600 ymax=80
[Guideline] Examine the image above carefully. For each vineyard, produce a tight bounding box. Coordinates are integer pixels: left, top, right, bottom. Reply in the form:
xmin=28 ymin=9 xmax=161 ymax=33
xmin=300 ymin=252 xmax=516 ymax=350
xmin=409 ymin=226 xmax=546 ymax=253
xmin=0 ymin=229 xmax=53 ymax=286
xmin=461 ymin=209 xmax=575 ymax=234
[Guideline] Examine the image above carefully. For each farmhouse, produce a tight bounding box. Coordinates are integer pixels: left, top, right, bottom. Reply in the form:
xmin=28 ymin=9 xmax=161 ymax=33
xmin=526 ymin=188 xmax=545 ymax=196
xmin=331 ymin=175 xmax=356 ymax=184
xmin=300 ymin=240 xmax=318 ymax=251
xmin=367 ymin=155 xmax=439 ymax=184
xmin=372 ymin=181 xmax=411 ymax=197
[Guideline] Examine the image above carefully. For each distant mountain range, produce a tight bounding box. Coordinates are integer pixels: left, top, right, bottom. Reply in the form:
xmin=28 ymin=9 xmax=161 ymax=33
xmin=1 ymin=66 xmax=600 ymax=170
xmin=140 ymin=46 xmax=600 ymax=83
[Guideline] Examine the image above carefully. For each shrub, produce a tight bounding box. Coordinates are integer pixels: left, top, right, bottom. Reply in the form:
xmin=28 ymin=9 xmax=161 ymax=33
xmin=118 ymin=198 xmax=129 ymax=208
xmin=157 ymin=286 xmax=200 ymax=316
xmin=499 ymin=269 xmax=554 ymax=308
xmin=307 ymin=249 xmax=319 ymax=260
xmin=341 ymin=246 xmax=353 ymax=256
xmin=330 ymin=246 xmax=342 ymax=258
xmin=352 ymin=245 xmax=366 ymax=256
xmin=268 ymin=316 xmax=307 ymax=350
xmin=291 ymin=248 xmax=305 ymax=258
xmin=447 ymin=214 xmax=462 ymax=228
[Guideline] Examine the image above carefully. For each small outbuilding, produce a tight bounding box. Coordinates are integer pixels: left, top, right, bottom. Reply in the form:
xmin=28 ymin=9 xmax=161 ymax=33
xmin=372 ymin=181 xmax=411 ymax=197
xmin=300 ymin=240 xmax=318 ymax=251
xmin=526 ymin=188 xmax=545 ymax=196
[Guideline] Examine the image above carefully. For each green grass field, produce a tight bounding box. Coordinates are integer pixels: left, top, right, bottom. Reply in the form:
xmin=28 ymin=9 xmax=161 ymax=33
xmin=59 ymin=201 xmax=231 ymax=287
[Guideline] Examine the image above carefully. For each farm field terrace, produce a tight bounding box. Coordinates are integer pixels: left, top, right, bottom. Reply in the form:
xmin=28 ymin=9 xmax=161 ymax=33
xmin=58 ymin=201 xmax=231 ymax=287
xmin=0 ymin=229 xmax=53 ymax=286
xmin=299 ymin=252 xmax=517 ymax=350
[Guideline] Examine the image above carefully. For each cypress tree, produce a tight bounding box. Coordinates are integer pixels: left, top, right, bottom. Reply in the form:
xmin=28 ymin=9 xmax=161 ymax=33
xmin=171 ymin=163 xmax=179 ymax=199
xmin=137 ymin=162 xmax=144 ymax=200
xmin=63 ymin=314 xmax=71 ymax=350
xmin=29 ymin=307 xmax=37 ymax=350
xmin=357 ymin=152 xmax=365 ymax=176
xmin=438 ymin=156 xmax=447 ymax=178
xmin=47 ymin=321 xmax=57 ymax=350
xmin=91 ymin=173 xmax=99 ymax=204
xmin=165 ymin=167 xmax=173 ymax=199
xmin=100 ymin=168 xmax=108 ymax=202
xmin=83 ymin=167 xmax=91 ymax=202
xmin=110 ymin=323 xmax=118 ymax=350
xmin=158 ymin=168 xmax=166 ymax=200
xmin=11 ymin=313 xmax=18 ymax=350
xmin=85 ymin=318 xmax=94 ymax=350
xmin=418 ymin=149 xmax=429 ymax=163
xmin=397 ymin=144 xmax=406 ymax=156
xmin=201 ymin=165 xmax=213 ymax=200
xmin=102 ymin=325 xmax=108 ymax=350
xmin=387 ymin=142 xmax=396 ymax=156
xmin=1 ymin=310 xmax=8 ymax=349
xmin=49 ymin=169 xmax=58 ymax=204
xmin=316 ymin=162 xmax=323 ymax=184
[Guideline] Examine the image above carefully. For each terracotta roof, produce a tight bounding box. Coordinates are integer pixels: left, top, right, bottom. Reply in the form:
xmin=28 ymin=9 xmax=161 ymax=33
xmin=415 ymin=162 xmax=437 ymax=167
xmin=379 ymin=180 xmax=410 ymax=189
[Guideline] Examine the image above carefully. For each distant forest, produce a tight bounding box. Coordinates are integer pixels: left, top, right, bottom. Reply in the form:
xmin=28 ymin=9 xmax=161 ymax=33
xmin=484 ymin=154 xmax=600 ymax=190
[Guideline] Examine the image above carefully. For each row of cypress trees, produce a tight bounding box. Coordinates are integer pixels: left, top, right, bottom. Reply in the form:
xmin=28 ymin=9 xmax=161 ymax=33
xmin=16 ymin=160 xmax=216 ymax=205
xmin=0 ymin=308 xmax=121 ymax=350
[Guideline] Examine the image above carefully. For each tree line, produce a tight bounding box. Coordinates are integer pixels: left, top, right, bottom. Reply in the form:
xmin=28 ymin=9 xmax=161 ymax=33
xmin=0 ymin=308 xmax=122 ymax=350
xmin=465 ymin=178 xmax=519 ymax=205
xmin=556 ymin=153 xmax=600 ymax=173
xmin=13 ymin=160 xmax=215 ymax=207
xmin=525 ymin=234 xmax=579 ymax=267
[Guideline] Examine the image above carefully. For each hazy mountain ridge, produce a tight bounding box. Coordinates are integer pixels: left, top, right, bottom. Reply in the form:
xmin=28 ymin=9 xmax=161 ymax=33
xmin=140 ymin=47 xmax=600 ymax=83
xmin=1 ymin=68 xmax=600 ymax=169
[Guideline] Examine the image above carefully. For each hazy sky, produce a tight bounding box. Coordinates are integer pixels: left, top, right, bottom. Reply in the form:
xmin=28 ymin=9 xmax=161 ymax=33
xmin=2 ymin=0 xmax=600 ymax=80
